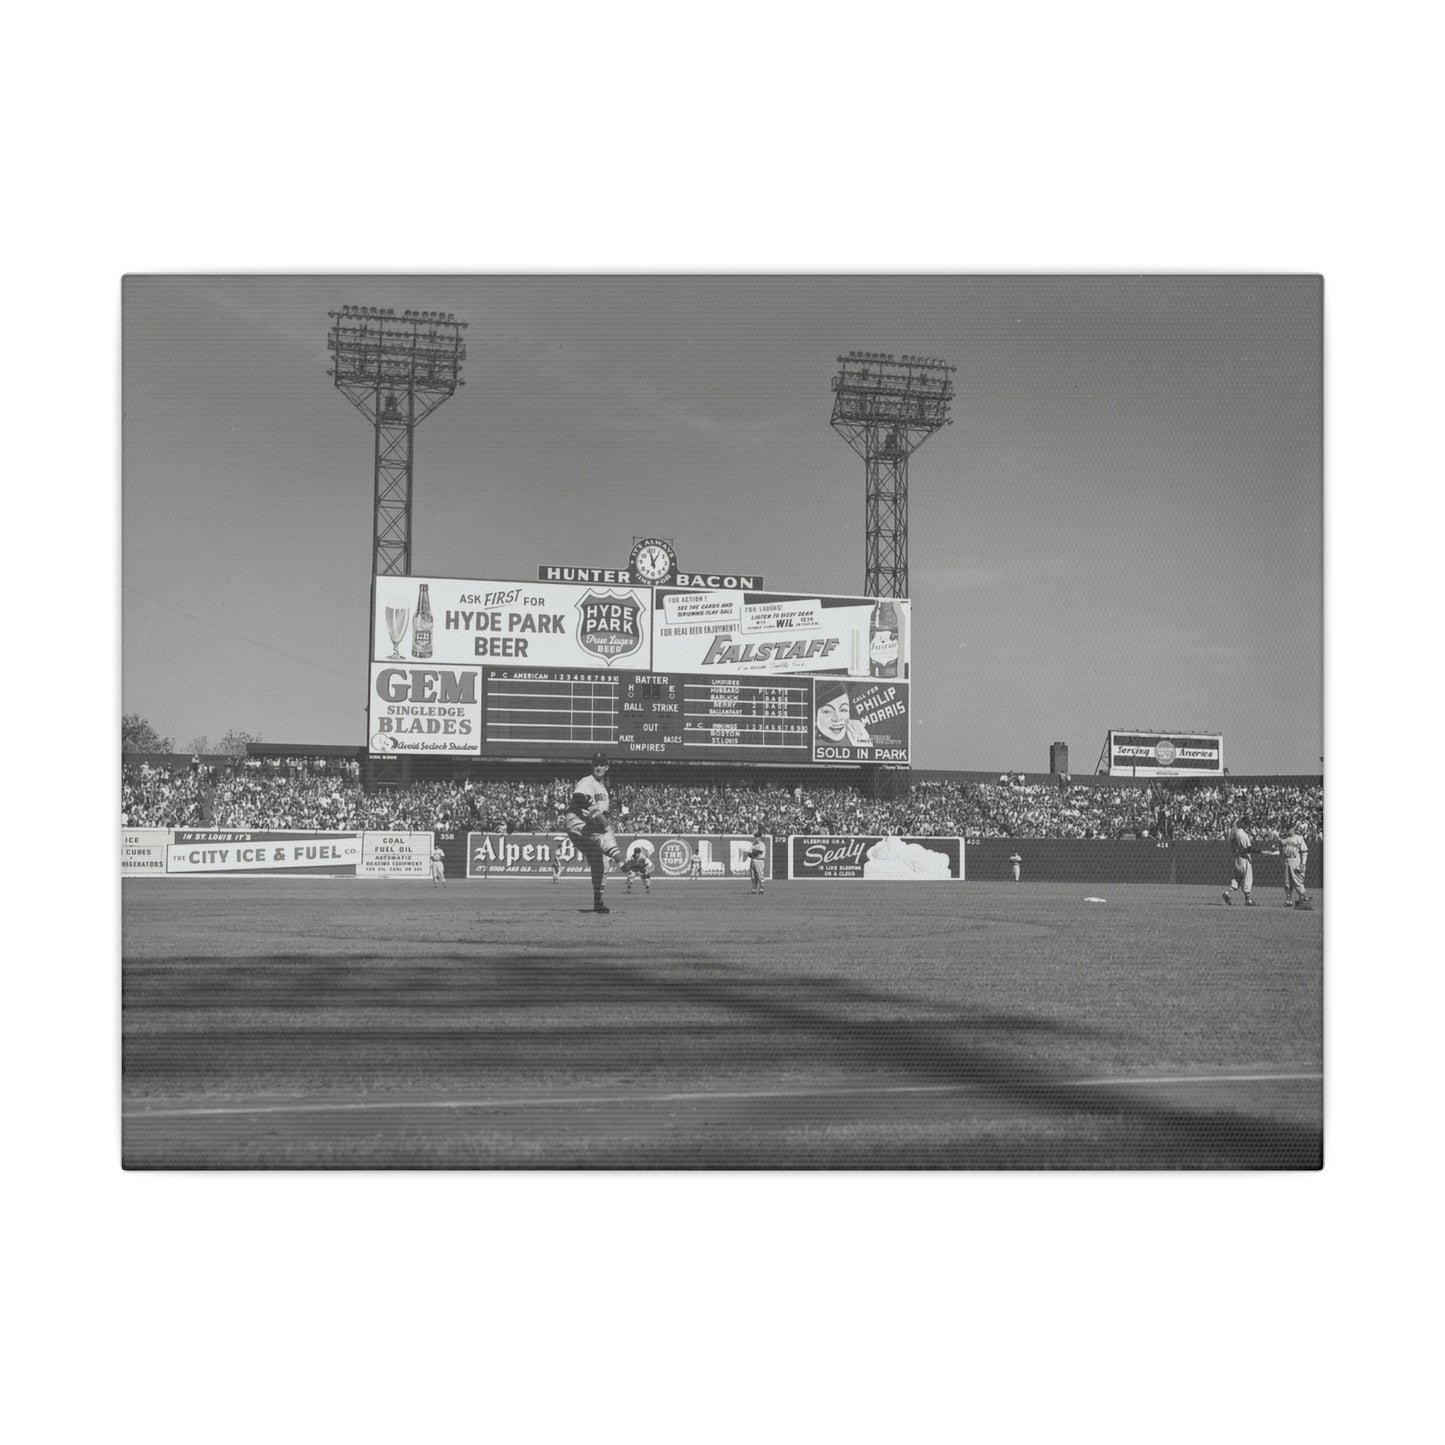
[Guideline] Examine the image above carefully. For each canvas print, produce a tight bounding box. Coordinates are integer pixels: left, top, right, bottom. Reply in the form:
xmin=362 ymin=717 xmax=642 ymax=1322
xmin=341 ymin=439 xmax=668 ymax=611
xmin=121 ymin=275 xmax=1323 ymax=1168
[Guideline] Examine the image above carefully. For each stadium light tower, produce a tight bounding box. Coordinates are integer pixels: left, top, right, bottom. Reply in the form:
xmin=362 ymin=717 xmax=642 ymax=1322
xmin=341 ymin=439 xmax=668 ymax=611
xmin=327 ymin=305 xmax=467 ymax=578
xmin=830 ymin=352 xmax=955 ymax=597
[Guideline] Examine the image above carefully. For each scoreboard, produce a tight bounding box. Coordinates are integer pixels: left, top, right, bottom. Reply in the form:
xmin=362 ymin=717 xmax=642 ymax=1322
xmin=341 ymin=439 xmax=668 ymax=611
xmin=368 ymin=575 xmax=912 ymax=765
xmin=483 ymin=669 xmax=811 ymax=761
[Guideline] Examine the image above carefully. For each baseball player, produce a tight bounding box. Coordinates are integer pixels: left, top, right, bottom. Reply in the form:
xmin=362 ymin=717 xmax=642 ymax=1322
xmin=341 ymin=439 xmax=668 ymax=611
xmin=748 ymin=830 xmax=767 ymax=894
xmin=1009 ymin=851 xmax=1022 ymax=883
xmin=1222 ymin=815 xmax=1260 ymax=905
xmin=1280 ymin=823 xmax=1311 ymax=908
xmin=564 ymin=753 xmax=622 ymax=914
xmin=622 ymin=843 xmax=653 ymax=894
xmin=430 ymin=845 xmax=446 ymax=886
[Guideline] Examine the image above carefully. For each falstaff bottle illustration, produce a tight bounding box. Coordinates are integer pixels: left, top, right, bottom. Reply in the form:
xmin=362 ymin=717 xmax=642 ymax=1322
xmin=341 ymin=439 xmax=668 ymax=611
xmin=869 ymin=599 xmax=899 ymax=678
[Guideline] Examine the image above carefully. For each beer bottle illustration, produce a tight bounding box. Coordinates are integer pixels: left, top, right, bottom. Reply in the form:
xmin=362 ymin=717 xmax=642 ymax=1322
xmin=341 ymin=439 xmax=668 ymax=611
xmin=412 ymin=584 xmax=434 ymax=659
xmin=869 ymin=600 xmax=899 ymax=677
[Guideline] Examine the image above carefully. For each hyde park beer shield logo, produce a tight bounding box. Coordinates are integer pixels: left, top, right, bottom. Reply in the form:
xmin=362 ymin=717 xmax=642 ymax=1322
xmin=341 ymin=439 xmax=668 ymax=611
xmin=576 ymin=589 xmax=644 ymax=664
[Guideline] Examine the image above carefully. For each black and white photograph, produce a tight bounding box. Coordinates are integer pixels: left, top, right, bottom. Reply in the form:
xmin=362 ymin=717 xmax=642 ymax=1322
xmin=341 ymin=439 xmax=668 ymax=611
xmin=121 ymin=274 xmax=1323 ymax=1170
xmin=20 ymin=9 xmax=1439 ymax=1439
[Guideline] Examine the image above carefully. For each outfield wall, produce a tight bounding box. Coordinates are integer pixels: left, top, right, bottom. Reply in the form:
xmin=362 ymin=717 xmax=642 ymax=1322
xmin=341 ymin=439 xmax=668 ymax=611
xmin=122 ymin=828 xmax=434 ymax=878
xmin=120 ymin=828 xmax=772 ymax=882
xmin=465 ymin=832 xmax=771 ymax=882
xmin=124 ymin=828 xmax=1321 ymax=889
xmin=958 ymin=838 xmax=1322 ymax=889
xmin=787 ymin=836 xmax=964 ymax=880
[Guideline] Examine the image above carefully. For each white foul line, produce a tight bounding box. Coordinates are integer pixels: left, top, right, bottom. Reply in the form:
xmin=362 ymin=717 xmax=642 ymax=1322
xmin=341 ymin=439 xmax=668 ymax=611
xmin=125 ymin=1072 xmax=1324 ymax=1121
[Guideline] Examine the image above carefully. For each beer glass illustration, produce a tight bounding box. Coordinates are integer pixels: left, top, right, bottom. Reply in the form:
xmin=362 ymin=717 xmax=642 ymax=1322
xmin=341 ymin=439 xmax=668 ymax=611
xmin=384 ymin=602 xmax=410 ymax=660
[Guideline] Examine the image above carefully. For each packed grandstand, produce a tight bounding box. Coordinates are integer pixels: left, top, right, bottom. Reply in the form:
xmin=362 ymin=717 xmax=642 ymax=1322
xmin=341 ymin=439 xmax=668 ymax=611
xmin=122 ymin=757 xmax=1323 ymax=843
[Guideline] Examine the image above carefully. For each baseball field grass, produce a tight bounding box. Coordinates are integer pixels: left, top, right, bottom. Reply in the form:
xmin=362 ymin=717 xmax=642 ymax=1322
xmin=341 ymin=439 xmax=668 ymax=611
xmin=121 ymin=877 xmax=1323 ymax=1169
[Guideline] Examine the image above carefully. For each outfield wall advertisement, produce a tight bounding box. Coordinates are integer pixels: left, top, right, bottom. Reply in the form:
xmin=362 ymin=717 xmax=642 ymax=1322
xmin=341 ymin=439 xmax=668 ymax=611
xmin=467 ymin=832 xmax=770 ymax=881
xmin=167 ymin=829 xmax=363 ymax=876
xmin=359 ymin=833 xmax=434 ymax=878
xmin=124 ymin=829 xmax=433 ymax=877
xmin=1107 ymin=730 xmax=1224 ymax=778
xmin=788 ymin=835 xmax=965 ymax=880
xmin=122 ymin=827 xmax=762 ymax=879
xmin=122 ymin=828 xmax=170 ymax=875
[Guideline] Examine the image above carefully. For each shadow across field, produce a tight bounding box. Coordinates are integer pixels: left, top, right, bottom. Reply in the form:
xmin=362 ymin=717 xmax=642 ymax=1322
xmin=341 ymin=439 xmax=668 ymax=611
xmin=123 ymin=936 xmax=1322 ymax=1169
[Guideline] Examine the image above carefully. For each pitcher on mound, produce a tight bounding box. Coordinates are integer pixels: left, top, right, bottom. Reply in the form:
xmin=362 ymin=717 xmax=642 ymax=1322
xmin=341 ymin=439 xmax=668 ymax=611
xmin=564 ymin=753 xmax=622 ymax=914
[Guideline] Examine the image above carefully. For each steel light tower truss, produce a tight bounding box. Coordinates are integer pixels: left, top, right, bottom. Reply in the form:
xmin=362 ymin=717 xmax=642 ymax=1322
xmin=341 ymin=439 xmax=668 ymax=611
xmin=327 ymin=304 xmax=467 ymax=578
xmin=830 ymin=352 xmax=955 ymax=597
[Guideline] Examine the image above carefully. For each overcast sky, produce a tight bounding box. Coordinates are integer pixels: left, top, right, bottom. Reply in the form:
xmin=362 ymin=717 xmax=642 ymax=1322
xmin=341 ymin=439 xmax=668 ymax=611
xmin=122 ymin=274 xmax=1322 ymax=773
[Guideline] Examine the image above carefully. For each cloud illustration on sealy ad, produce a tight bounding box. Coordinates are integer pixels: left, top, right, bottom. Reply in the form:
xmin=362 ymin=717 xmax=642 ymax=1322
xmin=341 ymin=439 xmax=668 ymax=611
xmin=862 ymin=837 xmax=952 ymax=879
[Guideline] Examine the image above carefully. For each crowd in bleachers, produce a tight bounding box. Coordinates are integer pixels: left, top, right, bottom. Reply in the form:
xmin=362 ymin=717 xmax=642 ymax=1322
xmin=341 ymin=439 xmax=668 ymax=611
xmin=122 ymin=758 xmax=1323 ymax=842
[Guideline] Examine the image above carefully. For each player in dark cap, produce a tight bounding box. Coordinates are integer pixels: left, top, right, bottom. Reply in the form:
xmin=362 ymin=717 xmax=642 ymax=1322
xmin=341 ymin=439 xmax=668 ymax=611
xmin=564 ymin=753 xmax=622 ymax=913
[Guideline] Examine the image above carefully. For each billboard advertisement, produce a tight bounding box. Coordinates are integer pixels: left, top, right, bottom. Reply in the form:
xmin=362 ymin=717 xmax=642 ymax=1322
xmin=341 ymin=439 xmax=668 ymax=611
xmin=649 ymin=588 xmax=909 ymax=680
xmin=121 ymin=830 xmax=439 ymax=877
xmin=369 ymin=662 xmax=484 ymax=754
xmin=374 ymin=576 xmax=652 ymax=671
xmin=467 ymin=832 xmax=770 ymax=881
xmin=359 ymin=832 xmax=434 ymax=878
xmin=1107 ymin=730 xmax=1224 ymax=778
xmin=121 ymin=827 xmax=170 ymax=875
xmin=166 ymin=829 xmax=364 ymax=875
xmin=370 ymin=576 xmax=911 ymax=765
xmin=810 ymin=678 xmax=910 ymax=763
xmin=789 ymin=835 xmax=965 ymax=880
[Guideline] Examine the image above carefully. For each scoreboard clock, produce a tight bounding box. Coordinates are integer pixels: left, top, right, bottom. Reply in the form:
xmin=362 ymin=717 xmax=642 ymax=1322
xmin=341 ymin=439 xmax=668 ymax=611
xmin=629 ymin=538 xmax=677 ymax=585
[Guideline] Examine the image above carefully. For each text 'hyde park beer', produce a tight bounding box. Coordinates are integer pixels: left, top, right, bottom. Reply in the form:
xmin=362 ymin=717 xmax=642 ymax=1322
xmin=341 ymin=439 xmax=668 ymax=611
xmin=869 ymin=600 xmax=899 ymax=677
xmin=412 ymin=584 xmax=433 ymax=659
